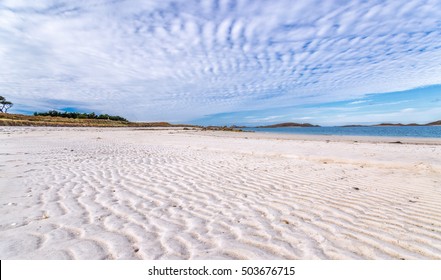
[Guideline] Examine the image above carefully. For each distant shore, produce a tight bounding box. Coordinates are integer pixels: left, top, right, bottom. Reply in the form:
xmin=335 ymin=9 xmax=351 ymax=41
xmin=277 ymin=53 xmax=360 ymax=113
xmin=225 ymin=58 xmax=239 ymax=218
xmin=252 ymin=120 xmax=441 ymax=128
xmin=2 ymin=113 xmax=440 ymax=128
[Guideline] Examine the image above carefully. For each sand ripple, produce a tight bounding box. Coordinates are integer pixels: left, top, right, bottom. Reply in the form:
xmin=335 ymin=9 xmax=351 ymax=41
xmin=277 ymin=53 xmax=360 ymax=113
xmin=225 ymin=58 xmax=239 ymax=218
xmin=1 ymin=127 xmax=440 ymax=259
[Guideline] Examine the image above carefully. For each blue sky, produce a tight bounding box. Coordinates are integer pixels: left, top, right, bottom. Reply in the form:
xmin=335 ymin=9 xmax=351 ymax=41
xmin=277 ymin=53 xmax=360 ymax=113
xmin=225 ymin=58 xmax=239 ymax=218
xmin=1 ymin=0 xmax=441 ymax=125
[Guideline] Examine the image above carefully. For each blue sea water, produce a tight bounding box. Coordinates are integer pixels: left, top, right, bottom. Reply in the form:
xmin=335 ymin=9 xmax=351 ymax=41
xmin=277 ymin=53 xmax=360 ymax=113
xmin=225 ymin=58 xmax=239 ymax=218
xmin=241 ymin=126 xmax=441 ymax=138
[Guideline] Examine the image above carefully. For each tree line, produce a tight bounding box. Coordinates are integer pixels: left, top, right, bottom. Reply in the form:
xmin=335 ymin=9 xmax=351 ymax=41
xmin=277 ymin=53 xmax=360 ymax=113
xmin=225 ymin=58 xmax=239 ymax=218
xmin=33 ymin=110 xmax=128 ymax=122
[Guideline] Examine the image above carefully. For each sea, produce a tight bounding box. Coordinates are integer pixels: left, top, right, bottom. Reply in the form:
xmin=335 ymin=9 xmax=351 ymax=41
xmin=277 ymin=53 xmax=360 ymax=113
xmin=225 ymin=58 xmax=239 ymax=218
xmin=241 ymin=126 xmax=441 ymax=138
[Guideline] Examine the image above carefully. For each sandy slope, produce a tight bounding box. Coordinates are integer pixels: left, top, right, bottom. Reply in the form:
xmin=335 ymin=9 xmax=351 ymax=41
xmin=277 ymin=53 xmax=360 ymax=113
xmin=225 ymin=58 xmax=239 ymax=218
xmin=0 ymin=127 xmax=440 ymax=259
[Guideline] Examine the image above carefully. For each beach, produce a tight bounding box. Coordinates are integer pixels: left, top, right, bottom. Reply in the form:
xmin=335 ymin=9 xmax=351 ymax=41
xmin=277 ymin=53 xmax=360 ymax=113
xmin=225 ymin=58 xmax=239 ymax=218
xmin=1 ymin=127 xmax=440 ymax=259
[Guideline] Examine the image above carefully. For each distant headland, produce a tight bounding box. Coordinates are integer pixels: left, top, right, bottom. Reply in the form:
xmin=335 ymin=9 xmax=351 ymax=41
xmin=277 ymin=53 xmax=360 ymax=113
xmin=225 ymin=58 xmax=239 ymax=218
xmin=256 ymin=122 xmax=320 ymax=128
xmin=342 ymin=120 xmax=441 ymax=127
xmin=252 ymin=121 xmax=441 ymax=128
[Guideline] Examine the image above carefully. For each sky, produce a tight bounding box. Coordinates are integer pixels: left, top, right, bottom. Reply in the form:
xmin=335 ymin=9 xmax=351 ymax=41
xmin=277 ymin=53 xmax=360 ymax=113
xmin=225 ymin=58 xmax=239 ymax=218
xmin=1 ymin=0 xmax=441 ymax=126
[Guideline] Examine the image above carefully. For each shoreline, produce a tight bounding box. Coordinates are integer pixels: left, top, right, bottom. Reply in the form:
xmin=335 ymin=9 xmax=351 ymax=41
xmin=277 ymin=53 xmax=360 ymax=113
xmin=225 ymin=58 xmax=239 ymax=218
xmin=239 ymin=129 xmax=441 ymax=144
xmin=3 ymin=125 xmax=441 ymax=144
xmin=238 ymin=131 xmax=441 ymax=145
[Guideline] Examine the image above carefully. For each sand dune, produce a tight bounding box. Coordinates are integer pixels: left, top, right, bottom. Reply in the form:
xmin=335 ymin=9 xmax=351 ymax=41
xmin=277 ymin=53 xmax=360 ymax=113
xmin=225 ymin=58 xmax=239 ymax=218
xmin=0 ymin=127 xmax=440 ymax=259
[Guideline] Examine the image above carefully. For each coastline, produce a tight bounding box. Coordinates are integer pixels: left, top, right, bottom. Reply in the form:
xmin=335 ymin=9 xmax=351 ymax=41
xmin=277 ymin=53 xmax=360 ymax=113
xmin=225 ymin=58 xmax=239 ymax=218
xmin=200 ymin=129 xmax=441 ymax=145
xmin=239 ymin=127 xmax=441 ymax=143
xmin=1 ymin=126 xmax=440 ymax=259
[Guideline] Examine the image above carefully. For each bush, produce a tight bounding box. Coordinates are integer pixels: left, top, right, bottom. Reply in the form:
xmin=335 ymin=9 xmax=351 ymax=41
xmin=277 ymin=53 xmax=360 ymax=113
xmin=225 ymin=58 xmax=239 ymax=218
xmin=33 ymin=110 xmax=128 ymax=122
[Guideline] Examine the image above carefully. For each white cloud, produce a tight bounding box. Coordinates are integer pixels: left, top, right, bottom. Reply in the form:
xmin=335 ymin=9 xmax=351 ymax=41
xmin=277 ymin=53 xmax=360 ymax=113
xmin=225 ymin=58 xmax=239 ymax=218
xmin=244 ymin=114 xmax=287 ymax=123
xmin=349 ymin=100 xmax=369 ymax=105
xmin=401 ymin=108 xmax=415 ymax=113
xmin=1 ymin=0 xmax=441 ymax=121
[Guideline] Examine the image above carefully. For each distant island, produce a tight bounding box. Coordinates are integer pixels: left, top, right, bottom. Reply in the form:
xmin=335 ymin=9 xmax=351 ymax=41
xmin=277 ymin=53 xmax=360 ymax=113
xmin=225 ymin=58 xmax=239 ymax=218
xmin=256 ymin=122 xmax=320 ymax=128
xmin=342 ymin=120 xmax=441 ymax=127
xmin=255 ymin=121 xmax=441 ymax=128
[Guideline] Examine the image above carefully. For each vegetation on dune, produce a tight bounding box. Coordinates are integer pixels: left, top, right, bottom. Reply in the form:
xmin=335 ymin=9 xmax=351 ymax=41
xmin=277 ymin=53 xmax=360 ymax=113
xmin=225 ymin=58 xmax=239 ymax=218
xmin=0 ymin=113 xmax=195 ymax=128
xmin=0 ymin=113 xmax=130 ymax=127
xmin=34 ymin=110 xmax=128 ymax=122
xmin=0 ymin=98 xmax=199 ymax=128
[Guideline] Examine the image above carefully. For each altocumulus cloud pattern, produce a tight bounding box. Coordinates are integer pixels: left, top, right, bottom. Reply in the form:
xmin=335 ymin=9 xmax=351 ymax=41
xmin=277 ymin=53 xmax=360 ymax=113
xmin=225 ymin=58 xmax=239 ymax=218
xmin=1 ymin=0 xmax=441 ymax=122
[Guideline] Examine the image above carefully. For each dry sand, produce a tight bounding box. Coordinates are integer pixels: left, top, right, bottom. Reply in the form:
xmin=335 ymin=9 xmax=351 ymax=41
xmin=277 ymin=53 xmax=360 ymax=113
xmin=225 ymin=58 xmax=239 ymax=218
xmin=1 ymin=126 xmax=440 ymax=259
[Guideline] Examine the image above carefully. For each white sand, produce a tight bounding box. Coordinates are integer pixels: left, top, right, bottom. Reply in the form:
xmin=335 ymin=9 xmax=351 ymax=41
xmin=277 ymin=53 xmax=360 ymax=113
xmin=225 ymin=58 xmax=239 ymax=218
xmin=1 ymin=126 xmax=440 ymax=259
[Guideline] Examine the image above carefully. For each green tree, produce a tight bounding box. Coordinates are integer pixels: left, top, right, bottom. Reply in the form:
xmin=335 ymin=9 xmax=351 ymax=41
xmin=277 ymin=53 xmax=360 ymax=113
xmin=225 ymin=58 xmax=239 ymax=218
xmin=0 ymin=96 xmax=13 ymax=113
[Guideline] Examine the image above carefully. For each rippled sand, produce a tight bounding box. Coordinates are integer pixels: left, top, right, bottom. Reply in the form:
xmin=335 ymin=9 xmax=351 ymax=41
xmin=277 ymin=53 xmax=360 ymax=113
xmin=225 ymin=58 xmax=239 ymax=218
xmin=1 ymin=127 xmax=440 ymax=259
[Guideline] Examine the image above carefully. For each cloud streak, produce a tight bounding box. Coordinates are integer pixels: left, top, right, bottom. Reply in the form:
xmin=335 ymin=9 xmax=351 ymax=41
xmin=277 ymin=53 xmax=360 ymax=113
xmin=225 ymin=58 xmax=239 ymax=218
xmin=1 ymin=0 xmax=441 ymax=122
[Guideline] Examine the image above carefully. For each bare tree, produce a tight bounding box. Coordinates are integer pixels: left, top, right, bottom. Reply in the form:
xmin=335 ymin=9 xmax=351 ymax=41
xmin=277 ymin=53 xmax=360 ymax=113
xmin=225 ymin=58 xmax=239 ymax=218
xmin=0 ymin=96 xmax=13 ymax=113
